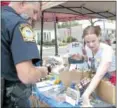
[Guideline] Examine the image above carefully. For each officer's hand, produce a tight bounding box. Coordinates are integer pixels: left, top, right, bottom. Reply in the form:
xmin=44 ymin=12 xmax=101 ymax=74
xmin=36 ymin=67 xmax=48 ymax=78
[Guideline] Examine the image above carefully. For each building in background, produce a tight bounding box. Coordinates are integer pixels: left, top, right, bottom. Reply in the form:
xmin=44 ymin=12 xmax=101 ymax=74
xmin=57 ymin=25 xmax=83 ymax=42
xmin=34 ymin=30 xmax=54 ymax=43
xmin=34 ymin=19 xmax=115 ymax=45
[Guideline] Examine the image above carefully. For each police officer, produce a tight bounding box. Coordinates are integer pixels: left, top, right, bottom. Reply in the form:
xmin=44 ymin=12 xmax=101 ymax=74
xmin=1 ymin=2 xmax=49 ymax=108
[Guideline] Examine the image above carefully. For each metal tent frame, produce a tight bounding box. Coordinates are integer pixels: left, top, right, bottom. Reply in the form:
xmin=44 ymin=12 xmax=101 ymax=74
xmin=40 ymin=1 xmax=116 ymax=65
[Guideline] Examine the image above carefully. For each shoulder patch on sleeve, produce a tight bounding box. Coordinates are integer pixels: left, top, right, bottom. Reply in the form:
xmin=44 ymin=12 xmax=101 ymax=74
xmin=19 ymin=24 xmax=35 ymax=42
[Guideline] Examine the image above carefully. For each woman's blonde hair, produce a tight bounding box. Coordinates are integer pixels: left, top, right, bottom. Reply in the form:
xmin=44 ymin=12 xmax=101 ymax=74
xmin=82 ymin=25 xmax=101 ymax=38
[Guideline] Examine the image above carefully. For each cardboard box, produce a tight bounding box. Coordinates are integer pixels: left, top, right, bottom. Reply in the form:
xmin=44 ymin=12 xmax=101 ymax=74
xmin=59 ymin=70 xmax=90 ymax=87
xmin=96 ymin=79 xmax=115 ymax=105
xmin=59 ymin=71 xmax=115 ymax=105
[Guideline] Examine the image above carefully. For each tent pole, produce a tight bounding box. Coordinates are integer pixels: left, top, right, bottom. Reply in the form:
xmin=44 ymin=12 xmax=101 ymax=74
xmin=54 ymin=16 xmax=58 ymax=56
xmin=40 ymin=11 xmax=44 ymax=66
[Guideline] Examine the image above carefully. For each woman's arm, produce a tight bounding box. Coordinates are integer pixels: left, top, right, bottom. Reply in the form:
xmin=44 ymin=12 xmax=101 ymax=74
xmin=82 ymin=62 xmax=111 ymax=106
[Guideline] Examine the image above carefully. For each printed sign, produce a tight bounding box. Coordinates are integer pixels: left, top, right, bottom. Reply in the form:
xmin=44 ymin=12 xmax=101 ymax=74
xmin=67 ymin=42 xmax=83 ymax=56
xmin=65 ymin=87 xmax=80 ymax=106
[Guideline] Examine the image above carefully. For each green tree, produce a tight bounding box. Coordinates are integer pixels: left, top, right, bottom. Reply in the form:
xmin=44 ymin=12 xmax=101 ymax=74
xmin=58 ymin=21 xmax=79 ymax=28
xmin=67 ymin=36 xmax=73 ymax=43
xmin=62 ymin=40 xmax=65 ymax=43
xmin=89 ymin=19 xmax=102 ymax=26
xmin=72 ymin=37 xmax=78 ymax=42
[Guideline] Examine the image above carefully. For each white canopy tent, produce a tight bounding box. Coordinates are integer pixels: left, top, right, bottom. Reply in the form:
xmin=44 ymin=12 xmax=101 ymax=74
xmin=42 ymin=0 xmax=116 ymax=20
xmin=39 ymin=0 xmax=116 ymax=65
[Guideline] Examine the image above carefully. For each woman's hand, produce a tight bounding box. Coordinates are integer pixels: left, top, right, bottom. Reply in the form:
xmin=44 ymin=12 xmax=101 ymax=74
xmin=71 ymin=54 xmax=88 ymax=61
xmin=71 ymin=54 xmax=83 ymax=60
xmin=81 ymin=93 xmax=92 ymax=107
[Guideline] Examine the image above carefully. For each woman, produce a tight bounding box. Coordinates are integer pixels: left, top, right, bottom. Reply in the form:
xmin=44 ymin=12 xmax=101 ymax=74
xmin=75 ymin=25 xmax=115 ymax=106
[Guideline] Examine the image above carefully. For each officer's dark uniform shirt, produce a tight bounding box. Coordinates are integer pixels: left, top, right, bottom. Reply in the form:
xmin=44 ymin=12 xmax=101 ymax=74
xmin=1 ymin=6 xmax=40 ymax=83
